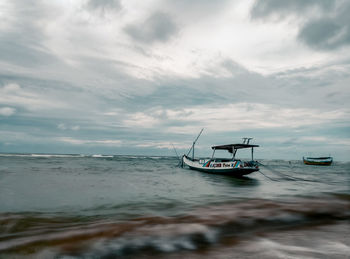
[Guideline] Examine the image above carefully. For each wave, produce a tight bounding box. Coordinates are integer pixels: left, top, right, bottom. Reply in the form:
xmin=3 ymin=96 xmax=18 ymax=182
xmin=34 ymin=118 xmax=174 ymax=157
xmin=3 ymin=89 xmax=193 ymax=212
xmin=30 ymin=154 xmax=85 ymax=158
xmin=0 ymin=153 xmax=85 ymax=158
xmin=91 ymin=154 xmax=114 ymax=158
xmin=0 ymin=195 xmax=348 ymax=257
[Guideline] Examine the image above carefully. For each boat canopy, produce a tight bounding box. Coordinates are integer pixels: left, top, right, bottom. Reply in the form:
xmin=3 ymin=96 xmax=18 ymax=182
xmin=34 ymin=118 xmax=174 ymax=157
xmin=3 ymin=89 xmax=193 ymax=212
xmin=211 ymin=144 xmax=259 ymax=153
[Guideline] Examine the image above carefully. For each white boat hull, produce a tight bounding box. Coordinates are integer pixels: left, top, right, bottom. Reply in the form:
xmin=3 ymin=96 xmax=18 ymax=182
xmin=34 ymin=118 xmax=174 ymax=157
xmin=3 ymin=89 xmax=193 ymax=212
xmin=182 ymin=156 xmax=259 ymax=176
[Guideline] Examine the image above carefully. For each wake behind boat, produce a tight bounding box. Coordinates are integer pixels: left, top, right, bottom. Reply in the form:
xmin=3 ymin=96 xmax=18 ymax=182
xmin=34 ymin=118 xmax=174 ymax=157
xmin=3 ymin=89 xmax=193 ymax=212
xmin=182 ymin=134 xmax=260 ymax=177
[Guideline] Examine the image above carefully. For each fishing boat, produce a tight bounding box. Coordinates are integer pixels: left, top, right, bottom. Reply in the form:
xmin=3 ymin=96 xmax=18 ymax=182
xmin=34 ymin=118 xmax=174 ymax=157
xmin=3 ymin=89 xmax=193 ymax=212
xmin=303 ymin=156 xmax=333 ymax=166
xmin=182 ymin=133 xmax=260 ymax=176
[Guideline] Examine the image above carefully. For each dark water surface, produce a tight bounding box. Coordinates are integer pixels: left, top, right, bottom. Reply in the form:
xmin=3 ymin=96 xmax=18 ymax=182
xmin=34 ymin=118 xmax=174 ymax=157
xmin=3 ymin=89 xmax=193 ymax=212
xmin=0 ymin=154 xmax=349 ymax=258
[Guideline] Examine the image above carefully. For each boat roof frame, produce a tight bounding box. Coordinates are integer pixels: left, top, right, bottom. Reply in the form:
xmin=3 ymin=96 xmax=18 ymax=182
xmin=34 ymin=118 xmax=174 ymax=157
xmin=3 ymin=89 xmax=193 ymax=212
xmin=211 ymin=144 xmax=259 ymax=153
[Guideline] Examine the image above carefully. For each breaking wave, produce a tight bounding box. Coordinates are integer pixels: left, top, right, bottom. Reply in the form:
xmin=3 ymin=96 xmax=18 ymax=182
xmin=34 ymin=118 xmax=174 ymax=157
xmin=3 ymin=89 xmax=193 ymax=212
xmin=0 ymin=195 xmax=349 ymax=258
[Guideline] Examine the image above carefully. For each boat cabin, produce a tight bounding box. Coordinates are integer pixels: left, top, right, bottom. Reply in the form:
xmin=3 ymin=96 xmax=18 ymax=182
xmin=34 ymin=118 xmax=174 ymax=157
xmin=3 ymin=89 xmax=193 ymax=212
xmin=210 ymin=143 xmax=259 ymax=161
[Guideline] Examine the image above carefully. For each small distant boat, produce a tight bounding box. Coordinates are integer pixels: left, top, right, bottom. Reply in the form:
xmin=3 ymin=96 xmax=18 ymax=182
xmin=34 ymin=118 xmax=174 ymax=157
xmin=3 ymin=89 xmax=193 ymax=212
xmin=303 ymin=156 xmax=333 ymax=166
xmin=182 ymin=134 xmax=260 ymax=177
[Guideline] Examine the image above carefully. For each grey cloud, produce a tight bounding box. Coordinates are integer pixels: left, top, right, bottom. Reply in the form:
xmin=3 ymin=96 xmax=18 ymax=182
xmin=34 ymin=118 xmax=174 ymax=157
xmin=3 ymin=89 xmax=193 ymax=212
xmin=251 ymin=0 xmax=350 ymax=51
xmin=0 ymin=0 xmax=61 ymax=67
xmin=0 ymin=37 xmax=59 ymax=68
xmin=127 ymin=71 xmax=274 ymax=111
xmin=124 ymin=12 xmax=178 ymax=44
xmin=250 ymin=0 xmax=334 ymax=20
xmin=164 ymin=0 xmax=230 ymax=12
xmin=298 ymin=19 xmax=341 ymax=49
xmin=298 ymin=3 xmax=350 ymax=50
xmin=85 ymin=0 xmax=122 ymax=16
xmin=117 ymin=57 xmax=349 ymax=112
xmin=1 ymin=63 xmax=348 ymax=158
xmin=158 ymin=0 xmax=230 ymax=26
xmin=86 ymin=0 xmax=121 ymax=9
xmin=220 ymin=59 xmax=248 ymax=76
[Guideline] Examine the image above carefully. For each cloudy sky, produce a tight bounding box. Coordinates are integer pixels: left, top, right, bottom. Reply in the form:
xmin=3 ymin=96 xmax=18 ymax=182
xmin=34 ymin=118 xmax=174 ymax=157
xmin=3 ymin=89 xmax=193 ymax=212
xmin=0 ymin=0 xmax=349 ymax=160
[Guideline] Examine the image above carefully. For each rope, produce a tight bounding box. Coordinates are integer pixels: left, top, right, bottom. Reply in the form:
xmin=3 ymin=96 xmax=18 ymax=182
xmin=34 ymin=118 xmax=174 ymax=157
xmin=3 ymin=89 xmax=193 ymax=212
xmin=258 ymin=170 xmax=280 ymax=181
xmin=258 ymin=162 xmax=313 ymax=182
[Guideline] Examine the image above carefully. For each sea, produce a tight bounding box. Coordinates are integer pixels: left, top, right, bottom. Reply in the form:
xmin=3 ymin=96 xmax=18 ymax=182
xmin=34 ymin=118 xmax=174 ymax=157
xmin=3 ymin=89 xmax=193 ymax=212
xmin=0 ymin=154 xmax=349 ymax=259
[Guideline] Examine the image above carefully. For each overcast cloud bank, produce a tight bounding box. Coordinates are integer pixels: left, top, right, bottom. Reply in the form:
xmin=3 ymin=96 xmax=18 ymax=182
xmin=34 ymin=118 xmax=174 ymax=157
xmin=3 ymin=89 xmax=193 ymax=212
xmin=0 ymin=0 xmax=349 ymax=160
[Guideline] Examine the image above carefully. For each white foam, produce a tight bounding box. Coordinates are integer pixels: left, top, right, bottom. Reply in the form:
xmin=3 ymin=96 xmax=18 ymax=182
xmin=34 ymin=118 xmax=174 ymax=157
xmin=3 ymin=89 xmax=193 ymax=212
xmin=0 ymin=153 xmax=81 ymax=158
xmin=31 ymin=154 xmax=77 ymax=158
xmin=91 ymin=154 xmax=114 ymax=158
xmin=253 ymin=238 xmax=350 ymax=259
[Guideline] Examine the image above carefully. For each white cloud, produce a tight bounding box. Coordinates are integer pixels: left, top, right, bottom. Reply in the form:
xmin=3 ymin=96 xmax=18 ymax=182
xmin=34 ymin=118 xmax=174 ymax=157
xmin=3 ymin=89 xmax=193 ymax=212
xmin=3 ymin=0 xmax=337 ymax=81
xmin=58 ymin=123 xmax=67 ymax=130
xmin=122 ymin=112 xmax=160 ymax=128
xmin=58 ymin=137 xmax=187 ymax=150
xmin=124 ymin=103 xmax=349 ymax=133
xmin=299 ymin=136 xmax=350 ymax=146
xmin=58 ymin=137 xmax=122 ymax=146
xmin=0 ymin=130 xmax=34 ymax=142
xmin=71 ymin=125 xmax=80 ymax=131
xmin=3 ymin=83 xmax=21 ymax=92
xmin=0 ymin=83 xmax=65 ymax=112
xmin=0 ymin=107 xmax=16 ymax=116
xmin=135 ymin=141 xmax=188 ymax=150
xmin=58 ymin=124 xmax=80 ymax=131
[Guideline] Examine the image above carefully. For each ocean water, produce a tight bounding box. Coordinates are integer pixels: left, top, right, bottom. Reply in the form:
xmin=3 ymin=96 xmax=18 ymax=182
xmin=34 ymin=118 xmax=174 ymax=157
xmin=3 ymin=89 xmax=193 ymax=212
xmin=0 ymin=154 xmax=349 ymax=258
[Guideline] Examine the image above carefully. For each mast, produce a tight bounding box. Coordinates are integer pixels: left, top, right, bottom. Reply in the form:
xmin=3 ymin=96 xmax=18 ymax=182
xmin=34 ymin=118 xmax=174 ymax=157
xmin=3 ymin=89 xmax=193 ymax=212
xmin=233 ymin=148 xmax=237 ymax=159
xmin=192 ymin=142 xmax=195 ymax=160
xmin=211 ymin=148 xmax=216 ymax=160
xmin=186 ymin=128 xmax=204 ymax=160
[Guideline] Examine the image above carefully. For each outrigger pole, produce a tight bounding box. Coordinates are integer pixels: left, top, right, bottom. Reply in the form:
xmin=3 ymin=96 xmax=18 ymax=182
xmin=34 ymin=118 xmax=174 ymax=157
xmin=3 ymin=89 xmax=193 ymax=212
xmin=172 ymin=144 xmax=184 ymax=168
xmin=171 ymin=143 xmax=180 ymax=160
xmin=186 ymin=128 xmax=204 ymax=160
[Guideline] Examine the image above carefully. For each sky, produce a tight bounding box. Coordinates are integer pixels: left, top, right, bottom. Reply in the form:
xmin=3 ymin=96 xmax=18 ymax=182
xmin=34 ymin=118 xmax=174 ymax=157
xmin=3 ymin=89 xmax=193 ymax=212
xmin=0 ymin=0 xmax=349 ymax=160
